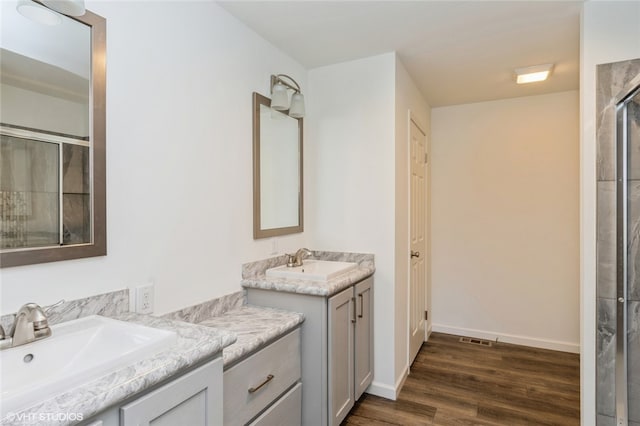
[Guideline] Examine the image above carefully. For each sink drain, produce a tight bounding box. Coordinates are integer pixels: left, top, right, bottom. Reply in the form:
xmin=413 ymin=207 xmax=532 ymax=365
xmin=23 ymin=353 xmax=34 ymax=363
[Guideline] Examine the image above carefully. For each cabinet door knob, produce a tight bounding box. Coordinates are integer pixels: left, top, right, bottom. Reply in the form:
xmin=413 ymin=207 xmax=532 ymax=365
xmin=358 ymin=294 xmax=364 ymax=318
xmin=248 ymin=374 xmax=274 ymax=394
xmin=410 ymin=251 xmax=420 ymax=258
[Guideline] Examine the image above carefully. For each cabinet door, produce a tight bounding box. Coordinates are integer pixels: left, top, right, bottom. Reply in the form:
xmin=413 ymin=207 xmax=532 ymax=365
xmin=120 ymin=359 xmax=223 ymax=426
xmin=354 ymin=277 xmax=373 ymax=400
xmin=328 ymin=287 xmax=355 ymax=426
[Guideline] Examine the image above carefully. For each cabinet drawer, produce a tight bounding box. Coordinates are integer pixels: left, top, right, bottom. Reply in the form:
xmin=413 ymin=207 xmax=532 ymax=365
xmin=224 ymin=329 xmax=301 ymax=426
xmin=249 ymin=383 xmax=302 ymax=426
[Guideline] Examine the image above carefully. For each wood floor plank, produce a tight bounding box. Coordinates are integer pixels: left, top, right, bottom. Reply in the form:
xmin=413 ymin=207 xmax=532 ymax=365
xmin=342 ymin=332 xmax=580 ymax=426
xmin=476 ymin=402 xmax=580 ymax=426
xmin=414 ymin=348 xmax=579 ymax=387
xmin=398 ymin=381 xmax=478 ymax=417
xmin=348 ymin=394 xmax=436 ymax=425
xmin=343 ymin=414 xmax=400 ymax=426
xmin=432 ymin=408 xmax=503 ymax=426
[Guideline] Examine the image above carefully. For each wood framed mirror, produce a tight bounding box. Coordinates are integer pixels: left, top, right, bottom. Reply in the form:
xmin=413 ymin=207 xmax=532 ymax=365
xmin=253 ymin=92 xmax=303 ymax=239
xmin=0 ymin=5 xmax=106 ymax=267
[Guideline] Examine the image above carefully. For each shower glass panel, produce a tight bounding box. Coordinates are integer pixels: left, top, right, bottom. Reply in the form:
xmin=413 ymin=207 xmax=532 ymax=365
xmin=616 ymin=84 xmax=640 ymax=426
xmin=0 ymin=135 xmax=60 ymax=249
xmin=0 ymin=129 xmax=90 ymax=250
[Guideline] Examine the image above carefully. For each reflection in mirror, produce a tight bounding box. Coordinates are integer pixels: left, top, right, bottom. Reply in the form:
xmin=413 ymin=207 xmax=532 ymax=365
xmin=253 ymin=92 xmax=303 ymax=239
xmin=260 ymin=105 xmax=299 ymax=229
xmin=0 ymin=2 xmax=106 ymax=267
xmin=631 ymin=90 xmax=639 ymax=168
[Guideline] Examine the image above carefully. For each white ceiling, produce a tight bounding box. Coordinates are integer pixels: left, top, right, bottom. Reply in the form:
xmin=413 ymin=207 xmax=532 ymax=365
xmin=1 ymin=0 xmax=90 ymax=101
xmin=1 ymin=0 xmax=90 ymax=79
xmin=218 ymin=1 xmax=582 ymax=107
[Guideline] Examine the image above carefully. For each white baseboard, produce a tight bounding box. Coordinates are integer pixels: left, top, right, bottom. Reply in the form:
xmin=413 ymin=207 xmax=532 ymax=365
xmin=366 ymin=365 xmax=409 ymax=401
xmin=367 ymin=381 xmax=397 ymax=400
xmin=395 ymin=365 xmax=409 ymax=396
xmin=431 ymin=323 xmax=580 ymax=354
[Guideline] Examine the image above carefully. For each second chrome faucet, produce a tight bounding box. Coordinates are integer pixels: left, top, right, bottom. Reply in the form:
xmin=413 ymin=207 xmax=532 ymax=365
xmin=286 ymin=248 xmax=313 ymax=267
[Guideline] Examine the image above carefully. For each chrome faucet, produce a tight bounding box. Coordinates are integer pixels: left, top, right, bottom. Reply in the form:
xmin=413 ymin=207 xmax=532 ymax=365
xmin=286 ymin=248 xmax=313 ymax=267
xmin=0 ymin=303 xmax=52 ymax=350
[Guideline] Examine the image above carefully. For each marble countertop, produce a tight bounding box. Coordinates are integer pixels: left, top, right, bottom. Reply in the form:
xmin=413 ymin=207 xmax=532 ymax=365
xmin=1 ymin=313 xmax=236 ymax=426
xmin=241 ymin=265 xmax=375 ymax=297
xmin=198 ymin=304 xmax=304 ymax=368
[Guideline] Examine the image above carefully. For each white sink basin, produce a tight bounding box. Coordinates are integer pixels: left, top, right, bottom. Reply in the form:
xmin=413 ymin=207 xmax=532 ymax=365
xmin=266 ymin=260 xmax=358 ymax=281
xmin=0 ymin=315 xmax=177 ymax=415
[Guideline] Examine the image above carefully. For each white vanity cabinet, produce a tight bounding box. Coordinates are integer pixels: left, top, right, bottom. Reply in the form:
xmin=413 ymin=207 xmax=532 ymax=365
xmin=80 ymin=358 xmax=223 ymax=426
xmin=246 ymin=276 xmax=374 ymax=426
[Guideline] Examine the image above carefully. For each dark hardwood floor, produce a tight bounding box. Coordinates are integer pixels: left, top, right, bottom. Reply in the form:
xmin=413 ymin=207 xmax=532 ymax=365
xmin=343 ymin=332 xmax=580 ymax=425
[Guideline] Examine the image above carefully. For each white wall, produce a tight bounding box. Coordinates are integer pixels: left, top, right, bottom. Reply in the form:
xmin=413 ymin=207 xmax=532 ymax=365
xmin=307 ymin=52 xmax=398 ymax=395
xmin=394 ymin=57 xmax=430 ymax=384
xmin=0 ymin=83 xmax=88 ymax=136
xmin=431 ymin=91 xmax=580 ymax=352
xmin=307 ymin=52 xmax=429 ymax=398
xmin=0 ymin=1 xmax=308 ymax=315
xmin=581 ymin=2 xmax=640 ymax=424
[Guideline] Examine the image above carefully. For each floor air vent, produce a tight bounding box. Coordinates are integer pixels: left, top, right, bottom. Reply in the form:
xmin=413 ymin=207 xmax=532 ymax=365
xmin=459 ymin=336 xmax=493 ymax=347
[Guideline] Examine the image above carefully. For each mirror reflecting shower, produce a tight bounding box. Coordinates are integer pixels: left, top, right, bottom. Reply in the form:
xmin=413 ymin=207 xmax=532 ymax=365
xmin=596 ymin=59 xmax=640 ymax=426
xmin=0 ymin=3 xmax=106 ymax=267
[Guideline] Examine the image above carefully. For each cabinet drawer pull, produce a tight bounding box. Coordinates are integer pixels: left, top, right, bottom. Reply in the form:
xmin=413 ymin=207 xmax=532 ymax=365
xmin=351 ymin=297 xmax=356 ymax=323
xmin=358 ymin=293 xmax=364 ymax=318
xmin=248 ymin=374 xmax=274 ymax=394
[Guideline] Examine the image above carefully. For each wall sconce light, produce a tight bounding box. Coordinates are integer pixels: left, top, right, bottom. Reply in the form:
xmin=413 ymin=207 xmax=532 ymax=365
xmin=514 ymin=63 xmax=554 ymax=84
xmin=270 ymin=74 xmax=305 ymax=118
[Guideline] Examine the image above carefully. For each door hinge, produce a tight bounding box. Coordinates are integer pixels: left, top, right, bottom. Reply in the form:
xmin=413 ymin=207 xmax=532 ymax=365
xmin=425 ymin=310 xmax=428 ymax=320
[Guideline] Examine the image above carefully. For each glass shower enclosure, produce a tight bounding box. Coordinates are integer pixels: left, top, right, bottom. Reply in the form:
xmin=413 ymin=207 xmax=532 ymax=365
xmin=596 ymin=59 xmax=640 ymax=426
xmin=615 ymin=80 xmax=640 ymax=426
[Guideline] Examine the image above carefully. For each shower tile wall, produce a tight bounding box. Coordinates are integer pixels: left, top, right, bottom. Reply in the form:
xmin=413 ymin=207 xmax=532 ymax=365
xmin=596 ymin=58 xmax=640 ymax=425
xmin=62 ymin=143 xmax=90 ymax=244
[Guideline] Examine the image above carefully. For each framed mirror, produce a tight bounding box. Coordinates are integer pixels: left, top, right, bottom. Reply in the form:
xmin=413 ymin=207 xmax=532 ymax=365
xmin=0 ymin=3 xmax=106 ymax=267
xmin=253 ymin=92 xmax=303 ymax=239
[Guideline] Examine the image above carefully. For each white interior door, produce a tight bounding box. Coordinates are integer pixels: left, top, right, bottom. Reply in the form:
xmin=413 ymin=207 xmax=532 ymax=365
xmin=409 ymin=117 xmax=427 ymax=365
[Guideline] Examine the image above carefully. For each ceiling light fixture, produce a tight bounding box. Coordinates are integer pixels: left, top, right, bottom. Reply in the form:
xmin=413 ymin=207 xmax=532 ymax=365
xmin=16 ymin=0 xmax=62 ymax=25
xmin=270 ymin=74 xmax=305 ymax=118
xmin=514 ymin=63 xmax=554 ymax=84
xmin=41 ymin=0 xmax=85 ymax=16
